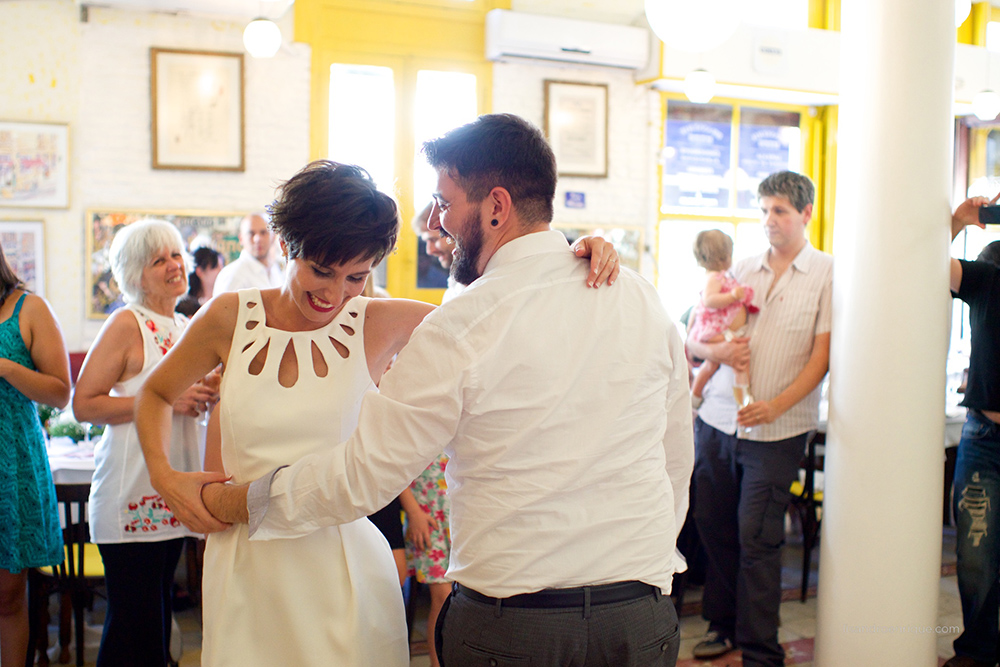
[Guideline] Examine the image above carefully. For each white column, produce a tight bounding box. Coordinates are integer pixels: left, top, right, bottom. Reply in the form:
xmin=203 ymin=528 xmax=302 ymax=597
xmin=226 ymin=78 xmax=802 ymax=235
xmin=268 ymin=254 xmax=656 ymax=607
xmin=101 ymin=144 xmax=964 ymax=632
xmin=816 ymin=0 xmax=955 ymax=664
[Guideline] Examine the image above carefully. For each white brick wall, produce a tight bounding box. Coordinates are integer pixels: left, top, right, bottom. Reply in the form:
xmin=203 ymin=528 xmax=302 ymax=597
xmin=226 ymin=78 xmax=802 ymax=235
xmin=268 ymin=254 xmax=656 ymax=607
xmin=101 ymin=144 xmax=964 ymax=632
xmin=0 ymin=1 xmax=310 ymax=349
xmin=1 ymin=2 xmax=662 ymax=348
xmin=493 ymin=60 xmax=661 ymax=277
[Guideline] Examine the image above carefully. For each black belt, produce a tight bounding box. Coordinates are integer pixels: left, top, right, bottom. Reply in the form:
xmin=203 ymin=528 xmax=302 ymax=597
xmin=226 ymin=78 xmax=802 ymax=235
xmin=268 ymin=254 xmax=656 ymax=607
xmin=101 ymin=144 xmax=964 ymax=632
xmin=454 ymin=580 xmax=658 ymax=609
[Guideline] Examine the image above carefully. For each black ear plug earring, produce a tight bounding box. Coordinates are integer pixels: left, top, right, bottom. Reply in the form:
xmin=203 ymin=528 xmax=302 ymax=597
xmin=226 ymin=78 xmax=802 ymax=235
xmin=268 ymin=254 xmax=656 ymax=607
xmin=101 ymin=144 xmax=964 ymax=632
xmin=490 ymin=219 xmax=499 ymax=227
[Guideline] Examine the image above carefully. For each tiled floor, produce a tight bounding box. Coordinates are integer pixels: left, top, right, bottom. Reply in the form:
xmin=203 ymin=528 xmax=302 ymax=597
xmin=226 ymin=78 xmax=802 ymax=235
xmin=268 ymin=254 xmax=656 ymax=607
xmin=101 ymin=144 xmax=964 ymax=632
xmin=37 ymin=528 xmax=966 ymax=666
xmin=671 ymin=528 xmax=964 ymax=667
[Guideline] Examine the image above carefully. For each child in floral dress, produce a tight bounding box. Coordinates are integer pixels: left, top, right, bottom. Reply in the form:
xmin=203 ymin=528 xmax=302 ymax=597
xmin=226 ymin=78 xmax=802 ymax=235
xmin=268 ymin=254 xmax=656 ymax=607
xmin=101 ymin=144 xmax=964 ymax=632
xmin=403 ymin=454 xmax=451 ymax=667
xmin=689 ymin=229 xmax=758 ymax=409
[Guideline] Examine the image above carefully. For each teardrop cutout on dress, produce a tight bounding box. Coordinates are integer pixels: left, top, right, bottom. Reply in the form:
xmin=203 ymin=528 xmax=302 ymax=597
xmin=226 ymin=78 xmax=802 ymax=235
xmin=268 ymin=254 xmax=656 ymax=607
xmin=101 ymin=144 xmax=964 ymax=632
xmin=242 ymin=341 xmax=254 ymax=353
xmin=340 ymin=324 xmax=355 ymax=336
xmin=246 ymin=320 xmax=260 ymax=330
xmin=248 ymin=340 xmax=270 ymax=376
xmin=330 ymin=336 xmax=349 ymax=359
xmin=278 ymin=340 xmax=299 ymax=388
xmin=247 ymin=302 xmax=258 ymax=309
xmin=311 ymin=341 xmax=328 ymax=378
xmin=348 ymin=311 xmax=358 ymax=318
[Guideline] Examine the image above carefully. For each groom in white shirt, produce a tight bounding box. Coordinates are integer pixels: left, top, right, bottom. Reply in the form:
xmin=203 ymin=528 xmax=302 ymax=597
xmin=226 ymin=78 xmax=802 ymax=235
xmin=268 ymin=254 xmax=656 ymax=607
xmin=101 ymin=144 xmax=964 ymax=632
xmin=187 ymin=114 xmax=694 ymax=666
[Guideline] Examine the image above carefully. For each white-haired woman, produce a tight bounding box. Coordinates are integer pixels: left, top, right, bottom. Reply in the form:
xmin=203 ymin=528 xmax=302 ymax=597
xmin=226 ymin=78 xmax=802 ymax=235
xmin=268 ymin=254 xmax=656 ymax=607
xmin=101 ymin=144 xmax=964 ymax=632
xmin=73 ymin=220 xmax=218 ymax=667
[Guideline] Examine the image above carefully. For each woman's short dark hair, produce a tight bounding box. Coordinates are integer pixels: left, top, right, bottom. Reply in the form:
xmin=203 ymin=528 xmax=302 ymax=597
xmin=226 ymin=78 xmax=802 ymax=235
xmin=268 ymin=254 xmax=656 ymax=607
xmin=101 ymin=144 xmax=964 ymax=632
xmin=0 ymin=241 xmax=27 ymax=308
xmin=422 ymin=114 xmax=557 ymax=225
xmin=268 ymin=161 xmax=399 ymax=268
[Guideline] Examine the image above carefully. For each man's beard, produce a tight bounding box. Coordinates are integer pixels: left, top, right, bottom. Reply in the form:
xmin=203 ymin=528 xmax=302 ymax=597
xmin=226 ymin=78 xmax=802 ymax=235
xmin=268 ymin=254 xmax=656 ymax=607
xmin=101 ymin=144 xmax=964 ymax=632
xmin=451 ymin=210 xmax=484 ymax=286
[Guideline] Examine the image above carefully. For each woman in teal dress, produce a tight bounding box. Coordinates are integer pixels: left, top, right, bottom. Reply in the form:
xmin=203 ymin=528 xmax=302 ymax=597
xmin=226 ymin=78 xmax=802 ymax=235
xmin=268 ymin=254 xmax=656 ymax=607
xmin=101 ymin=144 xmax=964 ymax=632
xmin=0 ymin=241 xmax=70 ymax=667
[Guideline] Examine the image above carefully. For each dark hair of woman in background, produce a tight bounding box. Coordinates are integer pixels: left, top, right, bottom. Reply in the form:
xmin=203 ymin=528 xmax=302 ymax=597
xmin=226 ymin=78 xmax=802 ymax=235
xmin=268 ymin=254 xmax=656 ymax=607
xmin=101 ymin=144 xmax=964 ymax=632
xmin=175 ymin=247 xmax=225 ymax=317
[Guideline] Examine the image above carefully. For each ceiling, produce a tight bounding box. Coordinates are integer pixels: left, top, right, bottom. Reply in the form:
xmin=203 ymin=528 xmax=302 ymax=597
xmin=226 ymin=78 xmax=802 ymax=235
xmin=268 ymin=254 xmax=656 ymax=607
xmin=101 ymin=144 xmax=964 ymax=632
xmin=76 ymin=0 xmax=294 ymax=21
xmin=70 ymin=0 xmax=1000 ymax=29
xmin=510 ymin=0 xmax=648 ymax=25
xmin=69 ymin=0 xmax=648 ymax=25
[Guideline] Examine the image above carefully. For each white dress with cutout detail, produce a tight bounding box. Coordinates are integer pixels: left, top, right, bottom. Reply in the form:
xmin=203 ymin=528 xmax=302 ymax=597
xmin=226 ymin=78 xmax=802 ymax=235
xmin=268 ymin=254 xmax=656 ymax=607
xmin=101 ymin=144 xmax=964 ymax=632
xmin=200 ymin=289 xmax=408 ymax=667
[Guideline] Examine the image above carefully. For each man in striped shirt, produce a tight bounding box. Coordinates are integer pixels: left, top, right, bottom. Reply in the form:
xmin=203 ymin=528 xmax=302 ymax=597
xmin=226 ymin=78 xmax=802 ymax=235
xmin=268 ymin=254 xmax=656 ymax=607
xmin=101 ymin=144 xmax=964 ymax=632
xmin=686 ymin=171 xmax=833 ymax=667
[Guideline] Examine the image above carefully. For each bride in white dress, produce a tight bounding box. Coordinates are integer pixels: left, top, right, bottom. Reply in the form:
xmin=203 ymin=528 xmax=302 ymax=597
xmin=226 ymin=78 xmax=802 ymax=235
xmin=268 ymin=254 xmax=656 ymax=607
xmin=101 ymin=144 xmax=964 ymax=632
xmin=137 ymin=161 xmax=433 ymax=666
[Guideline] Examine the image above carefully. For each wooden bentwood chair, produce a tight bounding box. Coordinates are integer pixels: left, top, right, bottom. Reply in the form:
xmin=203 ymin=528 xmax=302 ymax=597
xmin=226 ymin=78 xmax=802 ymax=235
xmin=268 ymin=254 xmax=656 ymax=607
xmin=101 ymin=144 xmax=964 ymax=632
xmin=26 ymin=483 xmax=105 ymax=667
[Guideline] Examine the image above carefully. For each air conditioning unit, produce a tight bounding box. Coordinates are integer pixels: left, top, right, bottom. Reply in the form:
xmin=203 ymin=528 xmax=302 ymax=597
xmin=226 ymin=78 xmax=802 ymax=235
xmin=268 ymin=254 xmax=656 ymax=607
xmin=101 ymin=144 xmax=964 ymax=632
xmin=485 ymin=9 xmax=650 ymax=70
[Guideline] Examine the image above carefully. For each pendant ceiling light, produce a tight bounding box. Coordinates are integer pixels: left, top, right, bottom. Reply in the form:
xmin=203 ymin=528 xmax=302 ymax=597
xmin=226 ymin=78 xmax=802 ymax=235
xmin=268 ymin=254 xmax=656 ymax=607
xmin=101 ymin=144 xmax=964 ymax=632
xmin=956 ymin=0 xmax=972 ymax=27
xmin=243 ymin=18 xmax=282 ymax=59
xmin=973 ymin=90 xmax=1000 ymax=122
xmin=684 ymin=69 xmax=716 ymax=104
xmin=644 ymin=0 xmax=743 ymax=54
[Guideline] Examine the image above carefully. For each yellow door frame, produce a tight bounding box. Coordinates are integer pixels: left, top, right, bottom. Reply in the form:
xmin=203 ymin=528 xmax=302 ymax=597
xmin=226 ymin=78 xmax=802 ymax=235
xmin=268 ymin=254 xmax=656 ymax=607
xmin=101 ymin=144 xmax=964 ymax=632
xmin=293 ymin=0 xmax=506 ymax=301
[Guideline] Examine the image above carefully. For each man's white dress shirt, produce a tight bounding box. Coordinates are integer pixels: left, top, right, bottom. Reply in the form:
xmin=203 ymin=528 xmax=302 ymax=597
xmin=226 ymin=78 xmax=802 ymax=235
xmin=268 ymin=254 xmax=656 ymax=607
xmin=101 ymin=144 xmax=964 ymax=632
xmin=214 ymin=250 xmax=284 ymax=294
xmin=441 ymin=276 xmax=464 ymax=305
xmin=249 ymin=230 xmax=694 ymax=597
xmin=698 ymin=242 xmax=833 ymax=441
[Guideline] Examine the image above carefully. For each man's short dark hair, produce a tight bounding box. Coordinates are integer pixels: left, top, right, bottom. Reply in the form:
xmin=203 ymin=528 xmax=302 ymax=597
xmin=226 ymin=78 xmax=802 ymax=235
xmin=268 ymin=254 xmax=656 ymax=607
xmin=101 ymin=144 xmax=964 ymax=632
xmin=977 ymin=240 xmax=1000 ymax=268
xmin=758 ymin=171 xmax=815 ymax=213
xmin=423 ymin=114 xmax=556 ymax=225
xmin=268 ymin=160 xmax=399 ymax=268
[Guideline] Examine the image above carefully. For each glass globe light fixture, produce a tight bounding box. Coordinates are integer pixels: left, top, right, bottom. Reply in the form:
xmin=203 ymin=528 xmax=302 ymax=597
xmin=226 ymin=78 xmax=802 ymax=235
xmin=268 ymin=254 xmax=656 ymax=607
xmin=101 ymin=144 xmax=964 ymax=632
xmin=956 ymin=0 xmax=972 ymax=27
xmin=684 ymin=69 xmax=716 ymax=104
xmin=644 ymin=0 xmax=742 ymax=54
xmin=243 ymin=18 xmax=282 ymax=59
xmin=973 ymin=89 xmax=1000 ymax=121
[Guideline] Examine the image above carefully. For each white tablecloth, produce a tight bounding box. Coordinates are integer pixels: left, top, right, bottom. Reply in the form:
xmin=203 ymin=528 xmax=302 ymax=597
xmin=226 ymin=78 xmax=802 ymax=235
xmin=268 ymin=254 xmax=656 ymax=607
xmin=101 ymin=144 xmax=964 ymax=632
xmin=47 ymin=437 xmax=96 ymax=484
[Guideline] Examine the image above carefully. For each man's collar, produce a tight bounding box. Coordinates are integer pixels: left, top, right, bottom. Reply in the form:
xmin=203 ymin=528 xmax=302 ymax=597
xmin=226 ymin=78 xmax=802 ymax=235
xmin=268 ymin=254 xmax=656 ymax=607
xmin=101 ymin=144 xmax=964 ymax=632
xmin=482 ymin=229 xmax=568 ymax=276
xmin=750 ymin=241 xmax=817 ymax=274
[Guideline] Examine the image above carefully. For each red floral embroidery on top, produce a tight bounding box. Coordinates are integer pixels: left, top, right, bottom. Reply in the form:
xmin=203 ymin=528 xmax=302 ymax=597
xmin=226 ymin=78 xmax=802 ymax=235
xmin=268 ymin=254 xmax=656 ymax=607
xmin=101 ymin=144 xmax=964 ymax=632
xmin=122 ymin=494 xmax=181 ymax=533
xmin=144 ymin=318 xmax=177 ymax=357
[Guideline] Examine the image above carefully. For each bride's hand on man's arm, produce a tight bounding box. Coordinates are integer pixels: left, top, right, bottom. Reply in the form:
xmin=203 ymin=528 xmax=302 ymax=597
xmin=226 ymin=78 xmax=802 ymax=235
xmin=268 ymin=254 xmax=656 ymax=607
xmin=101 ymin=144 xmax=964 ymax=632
xmin=572 ymin=236 xmax=621 ymax=288
xmin=201 ymin=480 xmax=250 ymax=525
xmin=151 ymin=467 xmax=233 ymax=534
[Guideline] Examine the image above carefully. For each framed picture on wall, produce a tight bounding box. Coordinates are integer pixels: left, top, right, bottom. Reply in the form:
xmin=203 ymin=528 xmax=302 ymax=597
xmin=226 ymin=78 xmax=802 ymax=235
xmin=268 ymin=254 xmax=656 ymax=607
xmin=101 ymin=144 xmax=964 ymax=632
xmin=0 ymin=121 xmax=69 ymax=208
xmin=151 ymin=48 xmax=245 ymax=171
xmin=0 ymin=220 xmax=45 ymax=296
xmin=85 ymin=209 xmax=245 ymax=319
xmin=553 ymin=224 xmax=643 ymax=271
xmin=544 ymin=81 xmax=608 ymax=178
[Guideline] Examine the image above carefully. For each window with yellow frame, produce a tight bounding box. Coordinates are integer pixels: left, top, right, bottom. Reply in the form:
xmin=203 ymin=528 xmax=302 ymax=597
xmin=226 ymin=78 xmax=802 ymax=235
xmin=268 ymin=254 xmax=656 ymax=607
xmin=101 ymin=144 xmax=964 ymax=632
xmin=295 ymin=0 xmax=506 ymax=303
xmin=656 ymin=96 xmax=817 ymax=322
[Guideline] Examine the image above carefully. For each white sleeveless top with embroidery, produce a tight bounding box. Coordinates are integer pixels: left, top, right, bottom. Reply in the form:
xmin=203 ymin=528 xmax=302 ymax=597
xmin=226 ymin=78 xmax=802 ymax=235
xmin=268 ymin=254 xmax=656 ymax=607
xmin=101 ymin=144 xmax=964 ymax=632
xmin=89 ymin=304 xmax=200 ymax=543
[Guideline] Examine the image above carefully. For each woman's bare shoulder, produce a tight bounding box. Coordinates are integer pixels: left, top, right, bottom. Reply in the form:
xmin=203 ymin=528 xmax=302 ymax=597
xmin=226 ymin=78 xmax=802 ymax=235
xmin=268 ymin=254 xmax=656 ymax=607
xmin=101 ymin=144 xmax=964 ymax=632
xmin=97 ymin=307 xmax=143 ymax=345
xmin=18 ymin=292 xmax=56 ymax=318
xmin=194 ymin=292 xmax=241 ymax=327
xmin=365 ymin=297 xmax=436 ymax=326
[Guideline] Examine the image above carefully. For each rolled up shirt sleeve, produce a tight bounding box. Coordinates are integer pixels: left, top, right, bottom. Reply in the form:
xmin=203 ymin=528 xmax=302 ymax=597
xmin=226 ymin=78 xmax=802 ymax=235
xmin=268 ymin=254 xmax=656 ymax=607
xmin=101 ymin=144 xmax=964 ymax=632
xmin=247 ymin=466 xmax=287 ymax=537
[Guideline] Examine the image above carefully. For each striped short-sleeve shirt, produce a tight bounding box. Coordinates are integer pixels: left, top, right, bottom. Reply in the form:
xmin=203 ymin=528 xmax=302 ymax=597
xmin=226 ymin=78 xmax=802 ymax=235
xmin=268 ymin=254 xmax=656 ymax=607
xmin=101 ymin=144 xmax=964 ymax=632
xmin=698 ymin=243 xmax=833 ymax=442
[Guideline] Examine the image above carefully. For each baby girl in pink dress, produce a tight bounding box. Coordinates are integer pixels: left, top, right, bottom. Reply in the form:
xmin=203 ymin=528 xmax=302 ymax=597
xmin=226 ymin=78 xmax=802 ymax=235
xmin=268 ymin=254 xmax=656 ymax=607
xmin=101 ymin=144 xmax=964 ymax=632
xmin=689 ymin=229 xmax=758 ymax=408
